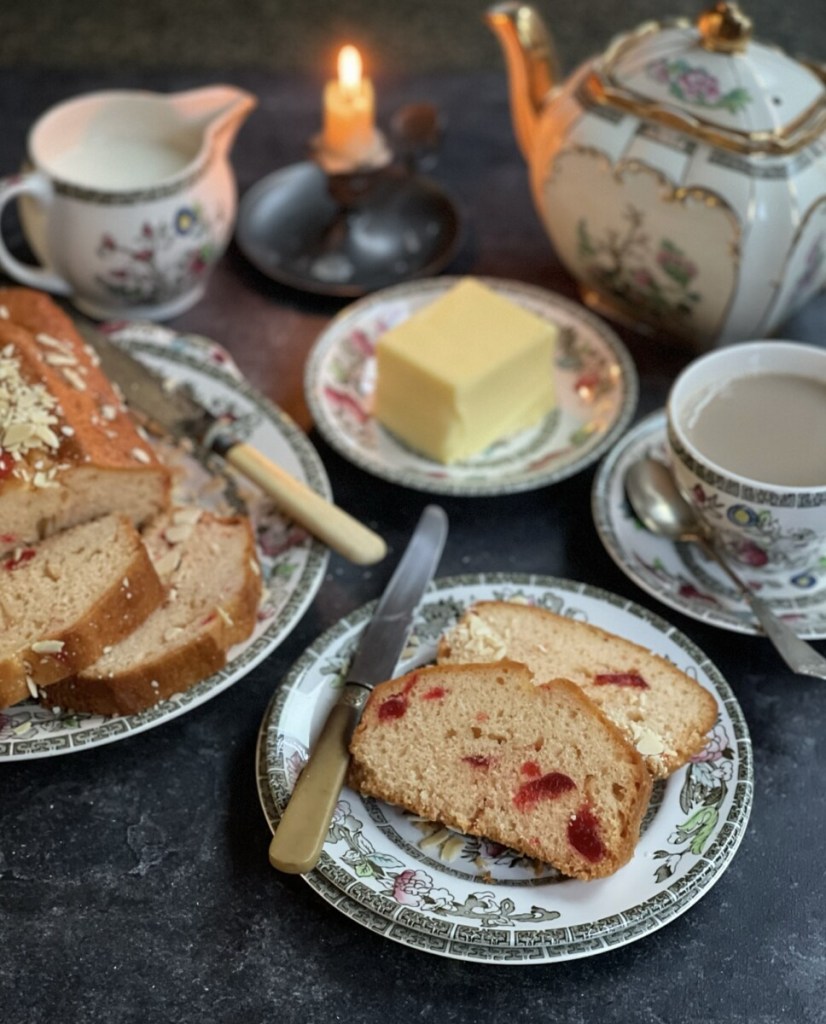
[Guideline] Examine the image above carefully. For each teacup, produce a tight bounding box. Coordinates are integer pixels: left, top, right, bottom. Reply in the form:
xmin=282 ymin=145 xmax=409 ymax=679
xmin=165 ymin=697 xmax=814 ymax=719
xmin=0 ymin=87 xmax=255 ymax=320
xmin=666 ymin=340 xmax=826 ymax=595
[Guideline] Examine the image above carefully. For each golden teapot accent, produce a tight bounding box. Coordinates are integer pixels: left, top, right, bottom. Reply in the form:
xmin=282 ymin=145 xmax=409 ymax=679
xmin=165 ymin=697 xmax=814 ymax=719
xmin=488 ymin=2 xmax=826 ymax=347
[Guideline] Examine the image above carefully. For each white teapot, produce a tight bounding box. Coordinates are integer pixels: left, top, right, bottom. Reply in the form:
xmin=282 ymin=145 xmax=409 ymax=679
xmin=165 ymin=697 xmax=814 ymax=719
xmin=488 ymin=2 xmax=826 ymax=347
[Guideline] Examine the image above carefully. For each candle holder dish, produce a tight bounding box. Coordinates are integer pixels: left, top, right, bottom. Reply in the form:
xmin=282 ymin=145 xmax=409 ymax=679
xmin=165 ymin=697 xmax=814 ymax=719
xmin=235 ymin=106 xmax=460 ymax=298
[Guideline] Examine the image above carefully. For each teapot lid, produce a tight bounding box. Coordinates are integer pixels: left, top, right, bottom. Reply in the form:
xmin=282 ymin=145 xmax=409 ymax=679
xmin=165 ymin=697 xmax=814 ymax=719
xmin=588 ymin=2 xmax=826 ymax=154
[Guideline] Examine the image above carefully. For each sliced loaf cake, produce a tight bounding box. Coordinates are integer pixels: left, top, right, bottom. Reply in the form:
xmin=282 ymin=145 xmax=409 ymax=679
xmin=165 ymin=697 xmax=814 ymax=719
xmin=348 ymin=661 xmax=652 ymax=880
xmin=0 ymin=287 xmax=170 ymax=555
xmin=437 ymin=601 xmax=718 ymax=778
xmin=43 ymin=508 xmax=262 ymax=716
xmin=0 ymin=514 xmax=165 ymax=709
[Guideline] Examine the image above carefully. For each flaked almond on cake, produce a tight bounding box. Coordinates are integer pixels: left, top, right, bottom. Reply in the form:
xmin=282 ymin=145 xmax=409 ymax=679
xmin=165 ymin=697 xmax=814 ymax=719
xmin=0 ymin=287 xmax=263 ymax=715
xmin=0 ymin=287 xmax=170 ymax=555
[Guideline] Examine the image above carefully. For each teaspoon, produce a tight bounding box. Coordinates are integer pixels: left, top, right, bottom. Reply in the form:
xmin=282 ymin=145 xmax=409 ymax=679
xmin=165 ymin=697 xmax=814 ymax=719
xmin=625 ymin=456 xmax=826 ymax=680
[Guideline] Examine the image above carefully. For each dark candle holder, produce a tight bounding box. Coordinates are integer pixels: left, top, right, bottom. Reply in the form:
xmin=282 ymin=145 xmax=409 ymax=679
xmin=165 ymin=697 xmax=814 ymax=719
xmin=235 ymin=105 xmax=460 ymax=298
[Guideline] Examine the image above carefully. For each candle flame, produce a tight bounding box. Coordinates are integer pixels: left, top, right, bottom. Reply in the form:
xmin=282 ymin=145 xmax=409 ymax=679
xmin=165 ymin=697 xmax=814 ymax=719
xmin=337 ymin=45 xmax=363 ymax=92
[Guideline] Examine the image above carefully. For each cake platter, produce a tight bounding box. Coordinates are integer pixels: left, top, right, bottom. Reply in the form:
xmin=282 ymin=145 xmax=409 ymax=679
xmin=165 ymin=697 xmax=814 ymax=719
xmin=257 ymin=572 xmax=753 ymax=963
xmin=304 ymin=277 xmax=638 ymax=496
xmin=0 ymin=325 xmax=329 ymax=760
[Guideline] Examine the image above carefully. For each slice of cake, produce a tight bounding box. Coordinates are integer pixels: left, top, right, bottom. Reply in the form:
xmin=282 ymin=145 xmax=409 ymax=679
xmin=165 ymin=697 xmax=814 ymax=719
xmin=348 ymin=661 xmax=652 ymax=880
xmin=0 ymin=514 xmax=165 ymax=709
xmin=374 ymin=278 xmax=556 ymax=463
xmin=42 ymin=508 xmax=262 ymax=717
xmin=438 ymin=601 xmax=718 ymax=778
xmin=0 ymin=287 xmax=171 ymax=556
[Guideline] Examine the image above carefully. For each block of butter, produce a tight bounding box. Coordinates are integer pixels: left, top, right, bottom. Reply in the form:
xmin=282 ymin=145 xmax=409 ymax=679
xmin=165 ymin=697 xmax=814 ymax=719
xmin=374 ymin=278 xmax=557 ymax=464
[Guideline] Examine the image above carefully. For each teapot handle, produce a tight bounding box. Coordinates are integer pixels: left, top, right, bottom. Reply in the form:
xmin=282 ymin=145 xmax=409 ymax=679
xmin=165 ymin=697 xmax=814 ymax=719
xmin=0 ymin=172 xmax=72 ymax=295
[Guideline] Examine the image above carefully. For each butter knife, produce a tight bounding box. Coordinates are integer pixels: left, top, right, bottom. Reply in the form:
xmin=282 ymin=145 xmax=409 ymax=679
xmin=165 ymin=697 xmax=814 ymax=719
xmin=80 ymin=324 xmax=386 ymax=565
xmin=268 ymin=503 xmax=448 ymax=874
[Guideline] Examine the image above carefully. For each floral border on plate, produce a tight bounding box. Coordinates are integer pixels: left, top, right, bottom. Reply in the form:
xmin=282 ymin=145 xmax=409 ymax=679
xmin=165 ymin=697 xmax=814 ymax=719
xmin=304 ymin=277 xmax=638 ymax=496
xmin=591 ymin=411 xmax=826 ymax=638
xmin=0 ymin=325 xmax=329 ymax=760
xmin=256 ymin=573 xmax=752 ymax=963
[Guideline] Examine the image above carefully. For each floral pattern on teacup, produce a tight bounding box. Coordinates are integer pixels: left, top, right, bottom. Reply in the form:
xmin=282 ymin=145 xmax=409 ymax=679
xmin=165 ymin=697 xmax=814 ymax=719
xmin=688 ymin=483 xmax=823 ymax=583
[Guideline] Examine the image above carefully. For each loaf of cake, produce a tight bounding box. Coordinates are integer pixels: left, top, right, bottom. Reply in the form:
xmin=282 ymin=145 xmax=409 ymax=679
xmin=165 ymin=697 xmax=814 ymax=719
xmin=438 ymin=601 xmax=718 ymax=778
xmin=0 ymin=514 xmax=165 ymax=709
xmin=348 ymin=661 xmax=652 ymax=880
xmin=374 ymin=278 xmax=557 ymax=464
xmin=0 ymin=287 xmax=170 ymax=555
xmin=42 ymin=508 xmax=262 ymax=717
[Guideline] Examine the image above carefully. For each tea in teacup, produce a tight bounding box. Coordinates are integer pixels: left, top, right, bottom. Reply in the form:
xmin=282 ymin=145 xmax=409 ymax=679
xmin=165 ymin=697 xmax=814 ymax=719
xmin=667 ymin=341 xmax=826 ymax=593
xmin=681 ymin=372 xmax=826 ymax=488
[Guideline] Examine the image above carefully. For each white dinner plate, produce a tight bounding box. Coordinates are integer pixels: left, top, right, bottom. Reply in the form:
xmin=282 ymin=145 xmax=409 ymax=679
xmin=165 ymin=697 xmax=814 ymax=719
xmin=257 ymin=573 xmax=752 ymax=963
xmin=591 ymin=411 xmax=826 ymax=638
xmin=0 ymin=324 xmax=329 ymax=760
xmin=304 ymin=277 xmax=638 ymax=495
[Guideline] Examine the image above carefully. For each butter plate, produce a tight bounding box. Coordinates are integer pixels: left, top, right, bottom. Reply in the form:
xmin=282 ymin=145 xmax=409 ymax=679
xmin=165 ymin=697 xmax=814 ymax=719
xmin=592 ymin=411 xmax=826 ymax=638
xmin=304 ymin=277 xmax=638 ymax=495
xmin=256 ymin=573 xmax=752 ymax=963
xmin=0 ymin=325 xmax=329 ymax=761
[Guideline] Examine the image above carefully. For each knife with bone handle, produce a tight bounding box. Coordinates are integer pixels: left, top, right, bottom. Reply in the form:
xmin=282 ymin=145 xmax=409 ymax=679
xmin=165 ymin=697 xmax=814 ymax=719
xmin=268 ymin=503 xmax=448 ymax=874
xmin=80 ymin=324 xmax=387 ymax=565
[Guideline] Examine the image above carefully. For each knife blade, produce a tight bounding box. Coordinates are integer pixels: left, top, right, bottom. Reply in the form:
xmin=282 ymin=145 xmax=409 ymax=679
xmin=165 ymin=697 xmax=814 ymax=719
xmin=268 ymin=503 xmax=448 ymax=874
xmin=79 ymin=324 xmax=386 ymax=565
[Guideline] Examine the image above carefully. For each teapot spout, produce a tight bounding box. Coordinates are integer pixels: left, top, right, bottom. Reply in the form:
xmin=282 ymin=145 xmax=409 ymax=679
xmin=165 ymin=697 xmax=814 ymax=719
xmin=486 ymin=3 xmax=560 ymax=161
xmin=171 ymin=85 xmax=257 ymax=157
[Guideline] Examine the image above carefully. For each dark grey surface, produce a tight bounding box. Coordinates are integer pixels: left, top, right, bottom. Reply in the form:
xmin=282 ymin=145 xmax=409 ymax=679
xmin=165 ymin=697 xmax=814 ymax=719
xmin=0 ymin=0 xmax=819 ymax=74
xmin=2 ymin=54 xmax=826 ymax=1024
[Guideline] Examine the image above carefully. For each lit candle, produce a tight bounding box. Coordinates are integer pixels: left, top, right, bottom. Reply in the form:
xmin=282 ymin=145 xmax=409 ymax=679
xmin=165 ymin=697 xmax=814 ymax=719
xmin=322 ymin=45 xmax=377 ymax=164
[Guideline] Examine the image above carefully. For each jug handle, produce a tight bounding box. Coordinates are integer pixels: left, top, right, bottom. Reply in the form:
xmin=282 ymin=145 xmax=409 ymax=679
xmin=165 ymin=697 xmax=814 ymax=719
xmin=0 ymin=172 xmax=72 ymax=296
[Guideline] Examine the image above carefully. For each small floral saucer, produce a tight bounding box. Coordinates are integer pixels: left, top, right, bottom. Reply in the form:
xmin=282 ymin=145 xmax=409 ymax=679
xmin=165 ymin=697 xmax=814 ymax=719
xmin=257 ymin=573 xmax=752 ymax=963
xmin=591 ymin=411 xmax=826 ymax=638
xmin=0 ymin=325 xmax=330 ymax=761
xmin=304 ymin=277 xmax=638 ymax=496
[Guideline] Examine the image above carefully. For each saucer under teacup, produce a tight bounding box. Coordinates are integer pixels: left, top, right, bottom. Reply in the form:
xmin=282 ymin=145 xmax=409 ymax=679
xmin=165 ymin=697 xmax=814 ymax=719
xmin=592 ymin=411 xmax=826 ymax=639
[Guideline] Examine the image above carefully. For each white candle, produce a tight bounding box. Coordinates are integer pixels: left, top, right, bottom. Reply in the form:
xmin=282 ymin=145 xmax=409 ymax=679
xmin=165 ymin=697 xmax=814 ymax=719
xmin=322 ymin=45 xmax=377 ymax=163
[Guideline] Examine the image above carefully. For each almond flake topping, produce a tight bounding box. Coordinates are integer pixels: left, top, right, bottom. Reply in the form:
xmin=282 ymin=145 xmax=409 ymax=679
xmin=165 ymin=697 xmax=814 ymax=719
xmin=131 ymin=447 xmax=152 ymax=465
xmin=154 ymin=549 xmax=183 ymax=577
xmin=62 ymin=367 xmax=87 ymax=392
xmin=35 ymin=332 xmax=71 ymax=352
xmin=32 ymin=470 xmax=59 ymax=490
xmin=44 ymin=352 xmax=79 ymax=368
xmin=0 ymin=306 xmax=9 ymax=319
xmin=171 ymin=507 xmax=202 ymax=526
xmin=32 ymin=639 xmax=65 ymax=654
xmin=0 ymin=348 xmax=61 ymax=476
xmin=163 ymin=523 xmax=193 ymax=544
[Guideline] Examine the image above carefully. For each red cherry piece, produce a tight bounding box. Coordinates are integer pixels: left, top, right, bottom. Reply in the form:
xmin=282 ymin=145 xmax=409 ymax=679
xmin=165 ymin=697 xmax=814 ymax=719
xmin=594 ymin=672 xmax=649 ymax=689
xmin=514 ymin=771 xmax=576 ymax=811
xmin=568 ymin=806 xmax=606 ymax=862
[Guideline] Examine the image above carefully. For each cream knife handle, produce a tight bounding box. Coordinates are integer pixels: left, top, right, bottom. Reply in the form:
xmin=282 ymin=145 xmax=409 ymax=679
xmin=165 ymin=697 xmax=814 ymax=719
xmin=268 ymin=698 xmax=363 ymax=874
xmin=223 ymin=442 xmax=386 ymax=565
